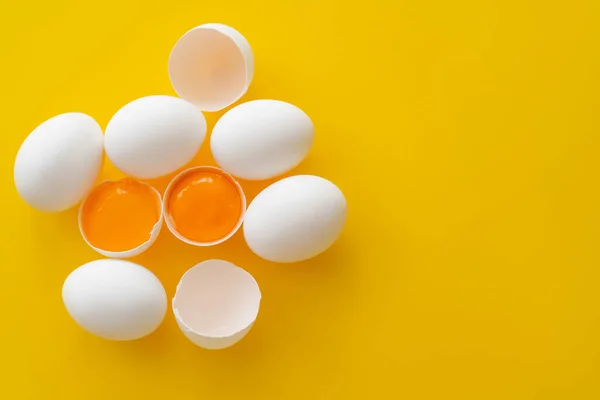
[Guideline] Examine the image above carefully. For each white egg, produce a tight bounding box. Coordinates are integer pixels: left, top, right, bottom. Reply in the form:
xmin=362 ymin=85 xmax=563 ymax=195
xmin=243 ymin=175 xmax=347 ymax=263
xmin=211 ymin=100 xmax=314 ymax=180
xmin=14 ymin=113 xmax=104 ymax=212
xmin=62 ymin=259 xmax=167 ymax=341
xmin=104 ymin=95 xmax=207 ymax=179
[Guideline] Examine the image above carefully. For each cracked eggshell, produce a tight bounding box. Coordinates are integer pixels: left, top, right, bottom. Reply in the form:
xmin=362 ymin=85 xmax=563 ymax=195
xmin=78 ymin=179 xmax=163 ymax=258
xmin=14 ymin=113 xmax=104 ymax=212
xmin=104 ymin=95 xmax=207 ymax=179
xmin=211 ymin=100 xmax=314 ymax=180
xmin=173 ymin=260 xmax=261 ymax=349
xmin=62 ymin=259 xmax=167 ymax=341
xmin=243 ymin=175 xmax=347 ymax=263
xmin=169 ymin=23 xmax=254 ymax=112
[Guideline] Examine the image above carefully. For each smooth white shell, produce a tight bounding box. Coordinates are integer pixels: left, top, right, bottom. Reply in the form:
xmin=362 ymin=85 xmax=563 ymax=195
xmin=14 ymin=113 xmax=104 ymax=212
xmin=169 ymin=23 xmax=254 ymax=112
xmin=78 ymin=180 xmax=163 ymax=259
xmin=104 ymin=95 xmax=206 ymax=179
xmin=173 ymin=260 xmax=261 ymax=349
xmin=62 ymin=259 xmax=167 ymax=341
xmin=244 ymin=175 xmax=347 ymax=263
xmin=211 ymin=100 xmax=314 ymax=180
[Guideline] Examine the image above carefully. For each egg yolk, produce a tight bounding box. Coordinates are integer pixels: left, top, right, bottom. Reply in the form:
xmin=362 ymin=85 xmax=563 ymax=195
xmin=80 ymin=179 xmax=161 ymax=252
xmin=167 ymin=168 xmax=243 ymax=243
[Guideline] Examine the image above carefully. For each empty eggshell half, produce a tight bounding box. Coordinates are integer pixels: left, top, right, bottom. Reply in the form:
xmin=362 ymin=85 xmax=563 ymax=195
xmin=79 ymin=178 xmax=163 ymax=258
xmin=173 ymin=260 xmax=261 ymax=349
xmin=163 ymin=166 xmax=246 ymax=247
xmin=211 ymin=100 xmax=315 ymax=180
xmin=169 ymin=23 xmax=254 ymax=111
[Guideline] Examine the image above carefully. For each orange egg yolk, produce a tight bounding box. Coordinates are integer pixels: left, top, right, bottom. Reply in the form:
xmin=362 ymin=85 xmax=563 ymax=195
xmin=167 ymin=169 xmax=243 ymax=243
xmin=80 ymin=179 xmax=161 ymax=252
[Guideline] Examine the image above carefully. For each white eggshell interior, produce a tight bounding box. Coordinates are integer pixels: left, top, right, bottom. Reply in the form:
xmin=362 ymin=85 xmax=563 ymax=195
xmin=243 ymin=175 xmax=347 ymax=263
xmin=173 ymin=260 xmax=261 ymax=349
xmin=169 ymin=23 xmax=254 ymax=112
xmin=62 ymin=259 xmax=167 ymax=341
xmin=78 ymin=180 xmax=163 ymax=259
xmin=163 ymin=166 xmax=246 ymax=247
xmin=104 ymin=95 xmax=207 ymax=179
xmin=211 ymin=100 xmax=314 ymax=180
xmin=14 ymin=113 xmax=104 ymax=212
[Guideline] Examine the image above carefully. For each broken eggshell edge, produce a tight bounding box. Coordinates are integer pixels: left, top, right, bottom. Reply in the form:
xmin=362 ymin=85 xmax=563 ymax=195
xmin=172 ymin=260 xmax=261 ymax=350
xmin=78 ymin=179 xmax=164 ymax=259
xmin=168 ymin=23 xmax=254 ymax=112
xmin=173 ymin=310 xmax=256 ymax=350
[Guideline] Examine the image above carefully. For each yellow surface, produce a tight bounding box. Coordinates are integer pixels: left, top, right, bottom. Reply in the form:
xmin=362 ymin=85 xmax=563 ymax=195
xmin=1 ymin=1 xmax=599 ymax=399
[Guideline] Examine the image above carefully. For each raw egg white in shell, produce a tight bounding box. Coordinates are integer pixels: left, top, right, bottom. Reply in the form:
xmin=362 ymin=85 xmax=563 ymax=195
xmin=62 ymin=259 xmax=167 ymax=341
xmin=243 ymin=175 xmax=347 ymax=263
xmin=104 ymin=95 xmax=207 ymax=179
xmin=14 ymin=113 xmax=104 ymax=212
xmin=211 ymin=100 xmax=314 ymax=180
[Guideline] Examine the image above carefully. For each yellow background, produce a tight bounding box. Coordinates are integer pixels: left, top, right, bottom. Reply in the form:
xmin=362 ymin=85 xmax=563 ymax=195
xmin=1 ymin=0 xmax=599 ymax=398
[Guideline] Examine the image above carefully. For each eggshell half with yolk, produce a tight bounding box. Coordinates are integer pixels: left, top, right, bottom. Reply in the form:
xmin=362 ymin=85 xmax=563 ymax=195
xmin=78 ymin=179 xmax=163 ymax=258
xmin=163 ymin=166 xmax=246 ymax=247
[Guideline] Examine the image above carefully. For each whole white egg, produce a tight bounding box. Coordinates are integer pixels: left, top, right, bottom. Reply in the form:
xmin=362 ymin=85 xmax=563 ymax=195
xmin=62 ymin=259 xmax=167 ymax=341
xmin=243 ymin=175 xmax=347 ymax=263
xmin=14 ymin=113 xmax=104 ymax=212
xmin=211 ymin=100 xmax=314 ymax=180
xmin=104 ymin=95 xmax=207 ymax=179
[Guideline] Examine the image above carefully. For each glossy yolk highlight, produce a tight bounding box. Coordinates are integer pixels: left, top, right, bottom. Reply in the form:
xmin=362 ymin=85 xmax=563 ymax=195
xmin=167 ymin=169 xmax=242 ymax=243
xmin=80 ymin=179 xmax=161 ymax=252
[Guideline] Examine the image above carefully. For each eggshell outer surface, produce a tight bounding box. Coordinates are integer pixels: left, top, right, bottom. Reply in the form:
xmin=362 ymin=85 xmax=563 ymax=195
xmin=104 ymin=96 xmax=207 ymax=179
xmin=243 ymin=175 xmax=347 ymax=263
xmin=172 ymin=260 xmax=261 ymax=349
xmin=211 ymin=100 xmax=314 ymax=180
xmin=62 ymin=259 xmax=167 ymax=341
xmin=14 ymin=113 xmax=104 ymax=212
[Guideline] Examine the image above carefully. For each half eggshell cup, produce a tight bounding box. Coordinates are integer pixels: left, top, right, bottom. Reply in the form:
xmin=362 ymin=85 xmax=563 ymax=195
xmin=168 ymin=23 xmax=254 ymax=112
xmin=78 ymin=178 xmax=163 ymax=258
xmin=163 ymin=166 xmax=246 ymax=247
xmin=173 ymin=259 xmax=261 ymax=349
